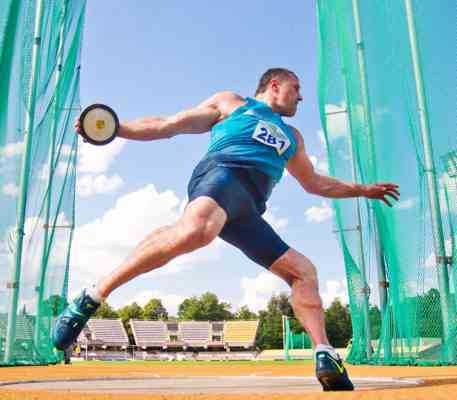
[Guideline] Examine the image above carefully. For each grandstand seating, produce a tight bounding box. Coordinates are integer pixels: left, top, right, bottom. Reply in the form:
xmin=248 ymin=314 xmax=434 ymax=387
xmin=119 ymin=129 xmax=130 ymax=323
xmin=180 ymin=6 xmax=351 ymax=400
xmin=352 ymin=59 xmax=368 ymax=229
xmin=130 ymin=320 xmax=167 ymax=349
xmin=72 ymin=318 xmax=262 ymax=360
xmin=209 ymin=321 xmax=225 ymax=347
xmin=180 ymin=321 xmax=211 ymax=348
xmin=224 ymin=320 xmax=259 ymax=348
xmin=0 ymin=313 xmax=34 ymax=341
xmin=86 ymin=319 xmax=129 ymax=347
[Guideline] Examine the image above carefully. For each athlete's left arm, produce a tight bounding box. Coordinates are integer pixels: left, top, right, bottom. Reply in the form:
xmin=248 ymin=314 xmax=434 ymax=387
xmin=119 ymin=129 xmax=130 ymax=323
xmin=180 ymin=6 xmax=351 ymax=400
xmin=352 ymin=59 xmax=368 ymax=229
xmin=286 ymin=127 xmax=400 ymax=207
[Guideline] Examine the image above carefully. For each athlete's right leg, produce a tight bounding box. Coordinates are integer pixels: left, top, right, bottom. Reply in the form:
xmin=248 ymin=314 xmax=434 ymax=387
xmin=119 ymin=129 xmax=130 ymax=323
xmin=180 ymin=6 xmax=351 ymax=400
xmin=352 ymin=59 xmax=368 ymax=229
xmin=53 ymin=196 xmax=226 ymax=350
xmin=97 ymin=196 xmax=227 ymax=299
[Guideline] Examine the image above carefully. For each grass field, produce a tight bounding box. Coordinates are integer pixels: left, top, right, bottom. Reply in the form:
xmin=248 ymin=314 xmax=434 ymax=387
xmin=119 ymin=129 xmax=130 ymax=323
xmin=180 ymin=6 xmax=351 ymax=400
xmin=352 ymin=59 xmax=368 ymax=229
xmin=0 ymin=359 xmax=456 ymax=399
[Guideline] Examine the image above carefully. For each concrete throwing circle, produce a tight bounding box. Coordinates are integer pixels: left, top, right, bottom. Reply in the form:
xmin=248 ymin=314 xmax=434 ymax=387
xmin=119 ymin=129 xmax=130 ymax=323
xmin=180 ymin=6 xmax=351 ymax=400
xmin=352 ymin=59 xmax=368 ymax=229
xmin=1 ymin=376 xmax=423 ymax=394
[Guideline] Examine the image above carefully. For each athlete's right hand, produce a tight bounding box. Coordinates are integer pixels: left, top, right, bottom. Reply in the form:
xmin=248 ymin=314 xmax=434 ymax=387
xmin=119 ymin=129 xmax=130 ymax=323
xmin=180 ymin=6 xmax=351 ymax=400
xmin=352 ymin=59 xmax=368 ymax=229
xmin=74 ymin=118 xmax=83 ymax=135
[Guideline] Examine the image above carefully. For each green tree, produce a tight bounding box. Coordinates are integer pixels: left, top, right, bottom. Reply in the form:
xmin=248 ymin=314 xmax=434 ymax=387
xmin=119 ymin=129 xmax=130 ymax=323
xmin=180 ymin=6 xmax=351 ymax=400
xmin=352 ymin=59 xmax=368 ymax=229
xmin=418 ymin=288 xmax=443 ymax=337
xmin=118 ymin=302 xmax=143 ymax=342
xmin=369 ymin=305 xmax=381 ymax=339
xmin=235 ymin=305 xmax=258 ymax=320
xmin=142 ymin=298 xmax=168 ymax=320
xmin=93 ymin=301 xmax=119 ymax=319
xmin=256 ymin=293 xmax=294 ymax=350
xmin=325 ymin=298 xmax=352 ymax=348
xmin=43 ymin=294 xmax=67 ymax=317
xmin=178 ymin=292 xmax=233 ymax=320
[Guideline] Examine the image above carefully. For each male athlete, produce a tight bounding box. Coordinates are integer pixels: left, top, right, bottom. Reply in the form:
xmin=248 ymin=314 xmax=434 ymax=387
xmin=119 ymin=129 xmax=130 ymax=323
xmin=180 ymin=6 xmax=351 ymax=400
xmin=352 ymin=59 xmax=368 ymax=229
xmin=53 ymin=68 xmax=400 ymax=391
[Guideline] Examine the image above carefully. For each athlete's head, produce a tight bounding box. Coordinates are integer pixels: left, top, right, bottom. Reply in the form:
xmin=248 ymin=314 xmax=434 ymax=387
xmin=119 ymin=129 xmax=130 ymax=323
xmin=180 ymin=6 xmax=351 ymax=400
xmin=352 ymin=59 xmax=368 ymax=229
xmin=255 ymin=68 xmax=303 ymax=117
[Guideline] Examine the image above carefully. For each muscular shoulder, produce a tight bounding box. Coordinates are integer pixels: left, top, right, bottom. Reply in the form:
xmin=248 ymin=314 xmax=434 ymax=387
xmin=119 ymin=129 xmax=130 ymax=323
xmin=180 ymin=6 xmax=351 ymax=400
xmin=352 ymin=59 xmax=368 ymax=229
xmin=200 ymin=91 xmax=246 ymax=121
xmin=286 ymin=124 xmax=305 ymax=149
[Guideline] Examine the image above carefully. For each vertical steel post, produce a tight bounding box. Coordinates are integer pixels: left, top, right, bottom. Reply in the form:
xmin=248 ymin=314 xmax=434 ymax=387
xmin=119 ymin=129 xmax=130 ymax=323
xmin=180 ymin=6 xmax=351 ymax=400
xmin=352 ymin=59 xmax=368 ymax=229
xmin=331 ymin=2 xmax=373 ymax=360
xmin=404 ymin=0 xmax=455 ymax=362
xmin=34 ymin=0 xmax=68 ymax=353
xmin=5 ymin=0 xmax=45 ymax=363
xmin=351 ymin=0 xmax=391 ymax=360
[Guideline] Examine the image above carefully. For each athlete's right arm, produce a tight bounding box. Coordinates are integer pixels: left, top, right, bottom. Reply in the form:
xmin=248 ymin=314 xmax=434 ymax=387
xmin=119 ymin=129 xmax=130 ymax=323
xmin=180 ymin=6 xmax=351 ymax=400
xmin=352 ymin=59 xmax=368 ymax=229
xmin=76 ymin=92 xmax=242 ymax=141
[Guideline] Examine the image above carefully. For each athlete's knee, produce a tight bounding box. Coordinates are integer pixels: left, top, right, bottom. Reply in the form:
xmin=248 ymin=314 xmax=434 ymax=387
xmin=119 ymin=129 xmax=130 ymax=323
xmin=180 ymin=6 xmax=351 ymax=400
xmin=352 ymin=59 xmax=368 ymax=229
xmin=271 ymin=248 xmax=318 ymax=286
xmin=177 ymin=212 xmax=223 ymax=250
xmin=181 ymin=222 xmax=218 ymax=248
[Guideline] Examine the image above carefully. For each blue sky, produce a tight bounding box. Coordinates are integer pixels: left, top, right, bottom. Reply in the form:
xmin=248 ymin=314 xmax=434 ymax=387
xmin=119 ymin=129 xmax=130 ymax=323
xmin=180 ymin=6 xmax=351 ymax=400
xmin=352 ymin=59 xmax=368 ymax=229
xmin=69 ymin=1 xmax=349 ymax=315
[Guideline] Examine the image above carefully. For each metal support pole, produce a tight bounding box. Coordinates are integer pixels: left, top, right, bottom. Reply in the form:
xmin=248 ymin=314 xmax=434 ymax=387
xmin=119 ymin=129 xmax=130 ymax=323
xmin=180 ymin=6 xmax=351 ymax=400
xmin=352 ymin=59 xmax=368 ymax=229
xmin=351 ymin=0 xmax=391 ymax=360
xmin=346 ymin=115 xmax=373 ymax=360
xmin=325 ymin=107 xmax=372 ymax=359
xmin=34 ymin=0 xmax=68 ymax=353
xmin=5 ymin=0 xmax=45 ymax=363
xmin=404 ymin=0 xmax=455 ymax=362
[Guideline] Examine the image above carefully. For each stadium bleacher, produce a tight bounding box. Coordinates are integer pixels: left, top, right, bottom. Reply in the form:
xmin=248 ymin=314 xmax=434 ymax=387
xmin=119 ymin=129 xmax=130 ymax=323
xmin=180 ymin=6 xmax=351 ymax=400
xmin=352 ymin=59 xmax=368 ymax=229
xmin=209 ymin=321 xmax=225 ymax=348
xmin=86 ymin=319 xmax=129 ymax=348
xmin=224 ymin=320 xmax=259 ymax=349
xmin=130 ymin=320 xmax=167 ymax=349
xmin=71 ymin=318 xmax=261 ymax=360
xmin=180 ymin=321 xmax=211 ymax=348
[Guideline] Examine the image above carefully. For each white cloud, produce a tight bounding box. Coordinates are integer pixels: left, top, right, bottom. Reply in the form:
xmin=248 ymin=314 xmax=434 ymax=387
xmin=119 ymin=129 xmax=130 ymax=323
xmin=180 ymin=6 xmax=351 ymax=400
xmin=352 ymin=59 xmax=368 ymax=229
xmin=76 ymin=173 xmax=124 ymax=197
xmin=320 ymin=279 xmax=348 ymax=308
xmin=77 ymin=137 xmax=126 ymax=174
xmin=309 ymin=154 xmax=329 ymax=175
xmin=239 ymin=271 xmax=289 ymax=312
xmin=305 ymin=201 xmax=334 ymax=223
xmin=0 ymin=141 xmax=24 ymax=159
xmin=38 ymin=160 xmax=72 ymax=181
xmin=3 ymin=213 xmax=72 ymax=313
xmin=263 ymin=205 xmax=288 ymax=231
xmin=2 ymin=183 xmax=19 ymax=197
xmin=60 ymin=144 xmax=73 ymax=157
xmin=395 ymin=197 xmax=418 ymax=210
xmin=324 ymin=103 xmax=347 ymax=141
xmin=425 ymin=238 xmax=453 ymax=268
xmin=69 ymin=184 xmax=222 ymax=291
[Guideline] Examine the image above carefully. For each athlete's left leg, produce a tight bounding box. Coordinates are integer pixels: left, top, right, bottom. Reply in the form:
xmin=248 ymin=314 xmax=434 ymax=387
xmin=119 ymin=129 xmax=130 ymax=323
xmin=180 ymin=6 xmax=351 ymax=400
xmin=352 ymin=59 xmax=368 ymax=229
xmin=270 ymin=248 xmax=353 ymax=391
xmin=269 ymin=248 xmax=329 ymax=347
xmin=220 ymin=216 xmax=353 ymax=391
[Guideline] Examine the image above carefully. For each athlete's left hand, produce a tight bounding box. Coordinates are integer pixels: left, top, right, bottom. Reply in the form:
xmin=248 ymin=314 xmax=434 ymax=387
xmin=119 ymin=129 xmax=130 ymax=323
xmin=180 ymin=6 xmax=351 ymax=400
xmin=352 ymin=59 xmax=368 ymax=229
xmin=361 ymin=183 xmax=400 ymax=207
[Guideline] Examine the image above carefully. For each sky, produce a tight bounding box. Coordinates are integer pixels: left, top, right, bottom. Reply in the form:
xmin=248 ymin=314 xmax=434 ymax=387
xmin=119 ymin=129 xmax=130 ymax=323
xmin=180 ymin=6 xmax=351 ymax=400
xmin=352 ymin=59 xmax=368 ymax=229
xmin=69 ymin=0 xmax=351 ymax=316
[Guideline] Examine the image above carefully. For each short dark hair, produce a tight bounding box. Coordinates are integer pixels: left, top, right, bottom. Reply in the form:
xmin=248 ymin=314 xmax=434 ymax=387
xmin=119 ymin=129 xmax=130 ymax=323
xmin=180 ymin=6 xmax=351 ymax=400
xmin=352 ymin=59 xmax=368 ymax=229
xmin=255 ymin=68 xmax=298 ymax=95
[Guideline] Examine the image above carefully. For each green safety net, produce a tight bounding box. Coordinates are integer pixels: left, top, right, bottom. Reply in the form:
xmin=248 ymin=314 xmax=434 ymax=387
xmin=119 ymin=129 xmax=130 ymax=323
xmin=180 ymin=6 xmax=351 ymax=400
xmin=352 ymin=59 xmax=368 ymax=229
xmin=316 ymin=0 xmax=456 ymax=365
xmin=283 ymin=317 xmax=311 ymax=360
xmin=0 ymin=0 xmax=86 ymax=365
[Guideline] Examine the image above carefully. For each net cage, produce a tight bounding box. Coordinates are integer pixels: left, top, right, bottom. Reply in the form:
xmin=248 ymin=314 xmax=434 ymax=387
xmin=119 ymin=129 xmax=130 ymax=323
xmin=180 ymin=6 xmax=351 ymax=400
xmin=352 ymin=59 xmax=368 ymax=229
xmin=0 ymin=0 xmax=86 ymax=365
xmin=316 ymin=0 xmax=456 ymax=365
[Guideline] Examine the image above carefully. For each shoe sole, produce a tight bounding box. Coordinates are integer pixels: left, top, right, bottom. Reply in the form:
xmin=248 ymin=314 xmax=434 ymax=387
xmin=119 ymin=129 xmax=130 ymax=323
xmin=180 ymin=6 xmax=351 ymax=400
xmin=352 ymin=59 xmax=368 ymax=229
xmin=317 ymin=370 xmax=354 ymax=391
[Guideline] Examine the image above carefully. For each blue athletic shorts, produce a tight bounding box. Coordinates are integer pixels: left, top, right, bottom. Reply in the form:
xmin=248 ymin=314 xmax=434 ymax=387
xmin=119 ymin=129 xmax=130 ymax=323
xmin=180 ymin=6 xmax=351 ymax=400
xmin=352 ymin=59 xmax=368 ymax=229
xmin=187 ymin=154 xmax=290 ymax=269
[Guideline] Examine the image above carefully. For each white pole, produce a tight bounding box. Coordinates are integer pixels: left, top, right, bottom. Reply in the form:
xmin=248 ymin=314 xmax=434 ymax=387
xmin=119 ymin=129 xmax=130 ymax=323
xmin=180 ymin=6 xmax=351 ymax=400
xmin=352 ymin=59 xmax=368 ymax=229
xmin=351 ymin=0 xmax=391 ymax=360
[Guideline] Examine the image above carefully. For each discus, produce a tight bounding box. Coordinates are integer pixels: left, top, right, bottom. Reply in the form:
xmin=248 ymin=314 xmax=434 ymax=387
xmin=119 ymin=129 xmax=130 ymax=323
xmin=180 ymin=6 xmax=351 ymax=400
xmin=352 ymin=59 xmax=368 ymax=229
xmin=79 ymin=104 xmax=119 ymax=146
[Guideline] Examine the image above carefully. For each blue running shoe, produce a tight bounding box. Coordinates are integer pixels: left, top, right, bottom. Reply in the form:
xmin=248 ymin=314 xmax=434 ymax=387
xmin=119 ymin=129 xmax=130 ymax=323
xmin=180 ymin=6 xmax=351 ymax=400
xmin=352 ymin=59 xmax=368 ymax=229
xmin=315 ymin=351 xmax=354 ymax=391
xmin=52 ymin=289 xmax=100 ymax=350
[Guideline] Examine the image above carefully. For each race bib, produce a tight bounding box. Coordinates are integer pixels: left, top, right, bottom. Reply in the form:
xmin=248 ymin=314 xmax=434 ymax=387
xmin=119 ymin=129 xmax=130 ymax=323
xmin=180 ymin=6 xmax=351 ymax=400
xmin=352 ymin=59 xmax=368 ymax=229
xmin=252 ymin=121 xmax=291 ymax=155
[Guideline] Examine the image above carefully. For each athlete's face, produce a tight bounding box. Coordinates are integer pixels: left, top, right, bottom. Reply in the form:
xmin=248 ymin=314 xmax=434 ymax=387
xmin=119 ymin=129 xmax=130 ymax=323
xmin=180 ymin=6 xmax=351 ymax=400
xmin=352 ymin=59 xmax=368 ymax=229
xmin=272 ymin=76 xmax=303 ymax=117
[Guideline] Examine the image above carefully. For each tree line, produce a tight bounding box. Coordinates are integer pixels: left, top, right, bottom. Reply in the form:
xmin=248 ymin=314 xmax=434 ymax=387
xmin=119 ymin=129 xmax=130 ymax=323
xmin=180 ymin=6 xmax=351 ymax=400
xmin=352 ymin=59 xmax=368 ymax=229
xmin=91 ymin=291 xmax=361 ymax=349
xmin=45 ymin=287 xmax=444 ymax=349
